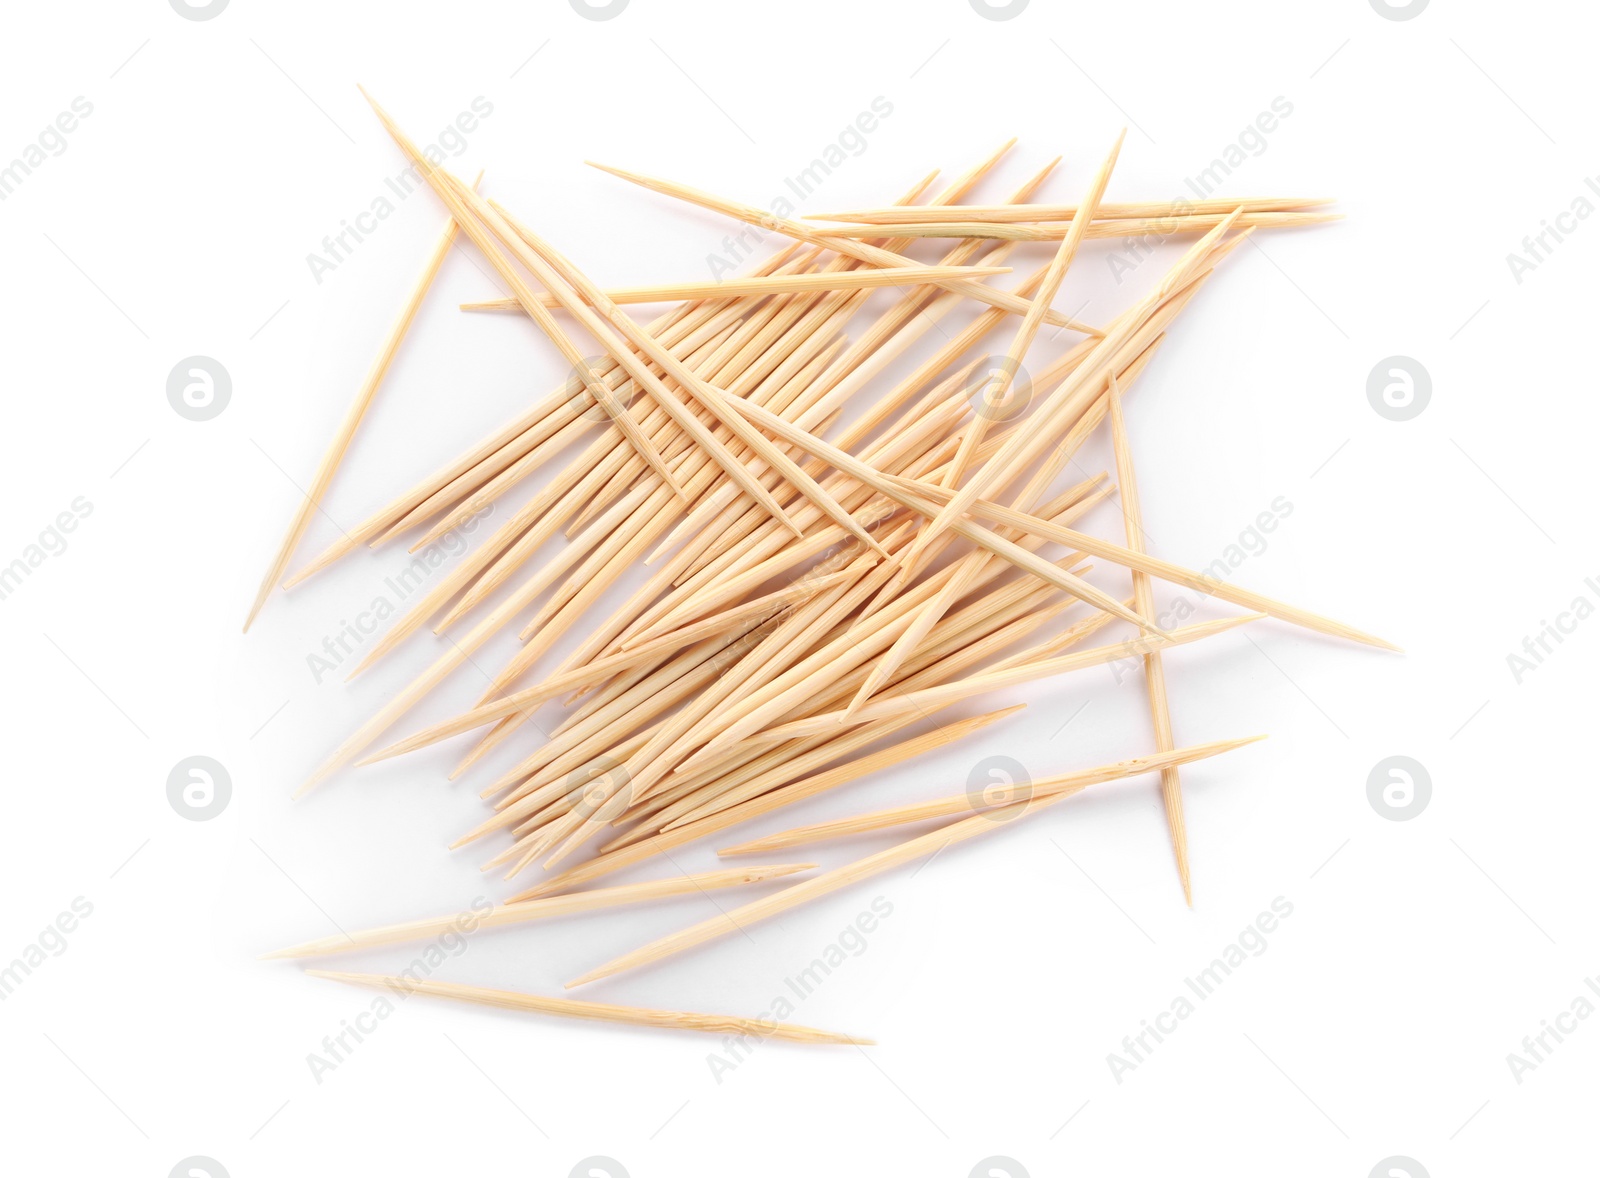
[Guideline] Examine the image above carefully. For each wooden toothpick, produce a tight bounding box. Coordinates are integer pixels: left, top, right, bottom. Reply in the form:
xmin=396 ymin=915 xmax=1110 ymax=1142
xmin=243 ymin=174 xmax=482 ymax=632
xmin=263 ymin=862 xmax=813 ymax=958
xmin=308 ymin=971 xmax=872 ymax=1044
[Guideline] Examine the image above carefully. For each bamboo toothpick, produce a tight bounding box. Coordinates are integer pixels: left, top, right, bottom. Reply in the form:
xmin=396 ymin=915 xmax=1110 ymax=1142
xmin=262 ymin=863 xmax=813 ymax=958
xmin=308 ymin=971 xmax=872 ymax=1045
xmin=794 ymin=211 xmax=1342 ymax=240
xmin=805 ymin=196 xmax=1335 ymax=224
xmin=242 ymin=174 xmax=482 ymax=632
xmin=457 ymin=262 xmax=1013 ymax=311
xmin=1107 ymin=374 xmax=1192 ymax=904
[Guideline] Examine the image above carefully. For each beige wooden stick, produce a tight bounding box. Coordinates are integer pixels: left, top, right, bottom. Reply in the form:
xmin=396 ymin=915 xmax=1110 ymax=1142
xmin=806 ymin=196 xmax=1334 ymax=224
xmin=792 ymin=211 xmax=1341 ymax=240
xmin=567 ymin=734 xmax=1265 ymax=987
xmin=456 ymin=262 xmax=1011 ymax=310
xmin=262 ymin=862 xmax=812 ymax=958
xmin=242 ymin=174 xmax=482 ymax=632
xmin=1107 ymin=374 xmax=1192 ymax=904
xmin=307 ymin=971 xmax=871 ymax=1045
xmin=718 ymin=738 xmax=1259 ymax=855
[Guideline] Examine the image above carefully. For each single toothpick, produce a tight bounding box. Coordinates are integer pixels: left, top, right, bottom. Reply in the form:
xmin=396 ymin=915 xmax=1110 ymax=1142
xmin=308 ymin=971 xmax=872 ymax=1045
xmin=456 ymin=261 xmax=1012 ymax=311
xmin=262 ymin=862 xmax=812 ymax=958
xmin=242 ymin=173 xmax=482 ymax=632
xmin=804 ymin=196 xmax=1335 ymax=224
xmin=794 ymin=211 xmax=1342 ymax=240
xmin=1107 ymin=374 xmax=1192 ymax=905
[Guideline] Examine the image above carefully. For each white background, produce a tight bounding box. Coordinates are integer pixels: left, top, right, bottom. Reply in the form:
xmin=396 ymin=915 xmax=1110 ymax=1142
xmin=1 ymin=1 xmax=1593 ymax=1175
